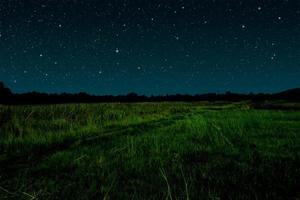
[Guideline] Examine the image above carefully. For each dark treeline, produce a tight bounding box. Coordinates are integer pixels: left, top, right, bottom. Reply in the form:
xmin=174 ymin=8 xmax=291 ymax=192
xmin=0 ymin=82 xmax=299 ymax=104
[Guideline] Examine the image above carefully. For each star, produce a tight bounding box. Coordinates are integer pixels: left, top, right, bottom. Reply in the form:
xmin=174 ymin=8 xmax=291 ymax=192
xmin=271 ymin=53 xmax=276 ymax=60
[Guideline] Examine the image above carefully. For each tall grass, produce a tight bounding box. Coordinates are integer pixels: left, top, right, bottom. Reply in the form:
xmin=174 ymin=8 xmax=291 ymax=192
xmin=0 ymin=102 xmax=300 ymax=199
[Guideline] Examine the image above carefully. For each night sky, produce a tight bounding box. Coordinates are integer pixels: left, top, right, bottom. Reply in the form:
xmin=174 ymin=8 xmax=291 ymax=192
xmin=0 ymin=0 xmax=300 ymax=95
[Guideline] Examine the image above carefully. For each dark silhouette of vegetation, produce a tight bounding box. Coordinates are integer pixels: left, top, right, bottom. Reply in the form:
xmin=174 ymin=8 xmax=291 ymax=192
xmin=0 ymin=82 xmax=12 ymax=97
xmin=0 ymin=81 xmax=299 ymax=104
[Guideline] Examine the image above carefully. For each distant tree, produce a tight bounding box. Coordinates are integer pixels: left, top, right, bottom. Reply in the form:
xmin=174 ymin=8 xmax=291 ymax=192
xmin=126 ymin=92 xmax=138 ymax=97
xmin=225 ymin=91 xmax=232 ymax=96
xmin=0 ymin=81 xmax=12 ymax=96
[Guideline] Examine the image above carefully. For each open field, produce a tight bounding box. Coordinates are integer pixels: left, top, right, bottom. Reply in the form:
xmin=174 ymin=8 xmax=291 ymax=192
xmin=0 ymin=101 xmax=300 ymax=199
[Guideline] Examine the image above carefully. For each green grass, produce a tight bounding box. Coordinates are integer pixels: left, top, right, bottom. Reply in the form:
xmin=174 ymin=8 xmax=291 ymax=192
xmin=0 ymin=101 xmax=300 ymax=199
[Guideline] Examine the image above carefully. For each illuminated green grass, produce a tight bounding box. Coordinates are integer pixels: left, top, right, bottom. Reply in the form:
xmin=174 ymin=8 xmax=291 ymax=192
xmin=0 ymin=102 xmax=300 ymax=199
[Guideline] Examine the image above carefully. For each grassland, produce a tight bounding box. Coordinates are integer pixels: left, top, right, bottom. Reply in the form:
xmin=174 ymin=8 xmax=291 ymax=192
xmin=0 ymin=101 xmax=300 ymax=199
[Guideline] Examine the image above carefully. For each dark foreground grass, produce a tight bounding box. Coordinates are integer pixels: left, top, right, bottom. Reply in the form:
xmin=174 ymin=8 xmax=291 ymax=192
xmin=0 ymin=101 xmax=300 ymax=199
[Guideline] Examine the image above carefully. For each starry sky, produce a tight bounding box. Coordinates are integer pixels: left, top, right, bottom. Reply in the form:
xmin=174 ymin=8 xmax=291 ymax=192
xmin=0 ymin=0 xmax=300 ymax=95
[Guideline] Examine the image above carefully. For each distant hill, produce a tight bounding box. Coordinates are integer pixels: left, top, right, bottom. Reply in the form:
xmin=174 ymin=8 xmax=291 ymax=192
xmin=275 ymin=88 xmax=300 ymax=99
xmin=0 ymin=81 xmax=299 ymax=104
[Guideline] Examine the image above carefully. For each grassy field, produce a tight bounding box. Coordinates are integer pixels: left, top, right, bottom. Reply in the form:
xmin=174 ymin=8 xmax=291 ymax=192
xmin=0 ymin=101 xmax=300 ymax=199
